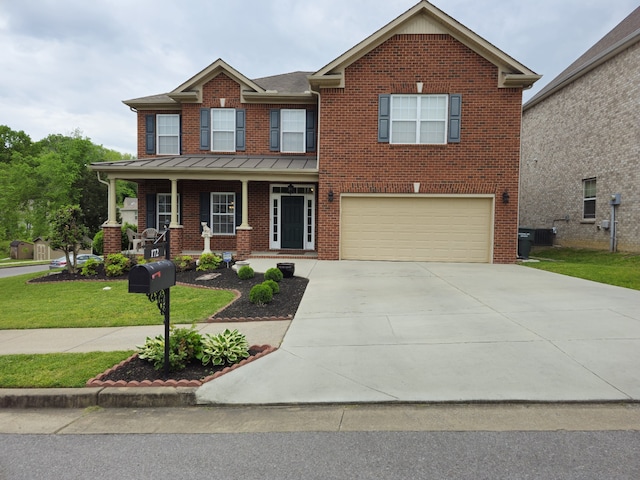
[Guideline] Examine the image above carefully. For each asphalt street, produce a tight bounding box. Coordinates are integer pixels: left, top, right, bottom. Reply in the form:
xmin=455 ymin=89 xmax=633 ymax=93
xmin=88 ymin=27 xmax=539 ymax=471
xmin=0 ymin=265 xmax=49 ymax=278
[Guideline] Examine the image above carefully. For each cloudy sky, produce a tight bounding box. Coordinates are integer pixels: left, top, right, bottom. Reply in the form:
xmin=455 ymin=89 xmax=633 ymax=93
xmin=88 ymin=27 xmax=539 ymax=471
xmin=0 ymin=0 xmax=637 ymax=155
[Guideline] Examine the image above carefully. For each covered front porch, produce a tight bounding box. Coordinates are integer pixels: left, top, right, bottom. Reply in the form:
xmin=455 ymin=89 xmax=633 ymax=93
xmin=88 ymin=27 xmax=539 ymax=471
xmin=90 ymin=155 xmax=319 ymax=260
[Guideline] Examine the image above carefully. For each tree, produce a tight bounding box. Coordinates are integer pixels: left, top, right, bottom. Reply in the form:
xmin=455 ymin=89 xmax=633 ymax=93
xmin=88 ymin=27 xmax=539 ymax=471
xmin=49 ymin=205 xmax=90 ymax=274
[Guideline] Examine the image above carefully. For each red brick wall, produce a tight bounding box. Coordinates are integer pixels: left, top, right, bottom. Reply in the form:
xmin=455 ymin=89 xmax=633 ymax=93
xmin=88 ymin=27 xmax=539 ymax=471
xmin=317 ymin=34 xmax=523 ymax=263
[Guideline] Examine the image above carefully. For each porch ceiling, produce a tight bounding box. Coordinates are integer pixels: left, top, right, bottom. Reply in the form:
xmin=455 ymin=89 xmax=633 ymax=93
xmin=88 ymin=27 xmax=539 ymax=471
xmin=90 ymin=155 xmax=319 ymax=182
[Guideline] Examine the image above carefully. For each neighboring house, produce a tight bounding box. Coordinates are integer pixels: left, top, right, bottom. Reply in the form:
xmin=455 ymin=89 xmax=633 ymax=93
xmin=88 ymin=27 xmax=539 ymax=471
xmin=119 ymin=197 xmax=138 ymax=227
xmin=33 ymin=238 xmax=94 ymax=261
xmin=520 ymin=7 xmax=640 ymax=252
xmin=92 ymin=1 xmax=539 ymax=263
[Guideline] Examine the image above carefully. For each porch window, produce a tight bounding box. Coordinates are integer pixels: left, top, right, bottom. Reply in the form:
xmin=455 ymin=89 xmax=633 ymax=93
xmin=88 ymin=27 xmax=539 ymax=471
xmin=212 ymin=109 xmax=236 ymax=152
xmin=583 ymin=178 xmax=596 ymax=220
xmin=157 ymin=114 xmax=180 ymax=154
xmin=211 ymin=193 xmax=236 ymax=235
xmin=157 ymin=193 xmax=180 ymax=227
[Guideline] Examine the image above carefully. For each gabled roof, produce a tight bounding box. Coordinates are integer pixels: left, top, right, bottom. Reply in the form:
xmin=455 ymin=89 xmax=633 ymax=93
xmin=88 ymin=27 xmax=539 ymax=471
xmin=525 ymin=6 xmax=640 ymax=110
xmin=308 ymin=0 xmax=540 ymax=90
xmin=123 ymin=61 xmax=314 ymax=109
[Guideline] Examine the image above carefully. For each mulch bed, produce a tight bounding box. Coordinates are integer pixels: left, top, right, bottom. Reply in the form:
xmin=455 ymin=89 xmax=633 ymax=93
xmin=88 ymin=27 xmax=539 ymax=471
xmin=30 ymin=262 xmax=308 ymax=385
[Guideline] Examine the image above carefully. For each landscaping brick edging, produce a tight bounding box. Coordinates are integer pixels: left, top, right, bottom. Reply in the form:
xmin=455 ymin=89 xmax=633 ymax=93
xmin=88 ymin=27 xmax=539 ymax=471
xmin=207 ymin=315 xmax=293 ymax=322
xmin=86 ymin=344 xmax=276 ymax=388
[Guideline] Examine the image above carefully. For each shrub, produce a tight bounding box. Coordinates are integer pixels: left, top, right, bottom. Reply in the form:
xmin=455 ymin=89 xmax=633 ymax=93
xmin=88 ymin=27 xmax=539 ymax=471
xmin=92 ymin=230 xmax=104 ymax=256
xmin=249 ymin=283 xmax=273 ymax=306
xmin=81 ymin=258 xmax=100 ymax=276
xmin=174 ymin=255 xmax=194 ymax=272
xmin=196 ymin=253 xmax=222 ymax=271
xmin=262 ymin=279 xmax=280 ymax=294
xmin=137 ymin=325 xmax=203 ymax=371
xmin=104 ymin=253 xmax=131 ymax=277
xmin=264 ymin=267 xmax=284 ymax=282
xmin=198 ymin=329 xmax=249 ymax=366
xmin=237 ymin=265 xmax=255 ymax=279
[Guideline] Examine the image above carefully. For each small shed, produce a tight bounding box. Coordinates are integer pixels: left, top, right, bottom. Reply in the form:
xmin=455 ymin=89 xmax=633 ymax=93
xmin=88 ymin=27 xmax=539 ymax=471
xmin=10 ymin=240 xmax=34 ymax=260
xmin=33 ymin=237 xmax=93 ymax=261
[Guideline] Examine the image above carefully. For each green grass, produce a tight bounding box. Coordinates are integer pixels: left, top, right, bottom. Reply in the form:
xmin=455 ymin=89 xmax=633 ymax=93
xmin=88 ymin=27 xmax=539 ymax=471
xmin=525 ymin=247 xmax=640 ymax=290
xmin=0 ymin=272 xmax=236 ymax=329
xmin=0 ymin=351 xmax=134 ymax=388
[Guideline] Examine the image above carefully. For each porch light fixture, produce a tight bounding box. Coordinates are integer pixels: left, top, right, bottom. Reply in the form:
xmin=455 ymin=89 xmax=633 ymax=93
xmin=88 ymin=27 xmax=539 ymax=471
xmin=328 ymin=190 xmax=334 ymax=202
xmin=502 ymin=191 xmax=510 ymax=204
xmin=287 ymin=183 xmax=295 ymax=195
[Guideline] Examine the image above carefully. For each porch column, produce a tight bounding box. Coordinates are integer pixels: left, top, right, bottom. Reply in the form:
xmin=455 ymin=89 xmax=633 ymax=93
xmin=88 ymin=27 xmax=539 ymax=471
xmin=236 ymin=178 xmax=252 ymax=259
xmin=170 ymin=178 xmax=179 ymax=228
xmin=106 ymin=177 xmax=118 ymax=226
xmin=240 ymin=179 xmax=250 ymax=228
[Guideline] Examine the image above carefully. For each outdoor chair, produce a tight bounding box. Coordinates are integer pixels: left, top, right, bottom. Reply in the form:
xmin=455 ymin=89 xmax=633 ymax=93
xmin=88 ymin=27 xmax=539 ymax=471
xmin=126 ymin=228 xmax=142 ymax=252
xmin=140 ymin=228 xmax=159 ymax=247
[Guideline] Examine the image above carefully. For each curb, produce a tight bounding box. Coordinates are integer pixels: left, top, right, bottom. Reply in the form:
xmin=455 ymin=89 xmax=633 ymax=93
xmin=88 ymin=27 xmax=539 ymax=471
xmin=0 ymin=387 xmax=197 ymax=409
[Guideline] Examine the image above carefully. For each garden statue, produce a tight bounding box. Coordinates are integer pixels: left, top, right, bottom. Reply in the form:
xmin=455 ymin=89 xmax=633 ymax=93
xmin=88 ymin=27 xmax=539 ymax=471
xmin=201 ymin=222 xmax=212 ymax=254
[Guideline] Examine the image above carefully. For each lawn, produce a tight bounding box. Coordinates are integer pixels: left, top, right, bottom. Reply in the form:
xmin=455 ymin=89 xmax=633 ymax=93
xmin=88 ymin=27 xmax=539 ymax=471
xmin=524 ymin=247 xmax=640 ymax=290
xmin=0 ymin=272 xmax=236 ymax=329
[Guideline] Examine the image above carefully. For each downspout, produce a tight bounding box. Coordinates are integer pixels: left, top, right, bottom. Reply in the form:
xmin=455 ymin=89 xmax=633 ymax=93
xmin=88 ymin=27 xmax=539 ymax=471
xmin=309 ymin=86 xmax=321 ymax=172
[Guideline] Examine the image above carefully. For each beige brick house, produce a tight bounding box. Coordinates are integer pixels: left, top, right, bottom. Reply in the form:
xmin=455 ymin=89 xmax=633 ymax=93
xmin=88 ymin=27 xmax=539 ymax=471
xmin=92 ymin=1 xmax=539 ymax=263
xmin=520 ymin=7 xmax=640 ymax=252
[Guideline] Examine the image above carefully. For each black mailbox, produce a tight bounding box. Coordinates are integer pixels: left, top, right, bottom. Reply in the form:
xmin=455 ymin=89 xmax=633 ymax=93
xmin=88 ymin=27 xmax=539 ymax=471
xmin=128 ymin=260 xmax=176 ymax=294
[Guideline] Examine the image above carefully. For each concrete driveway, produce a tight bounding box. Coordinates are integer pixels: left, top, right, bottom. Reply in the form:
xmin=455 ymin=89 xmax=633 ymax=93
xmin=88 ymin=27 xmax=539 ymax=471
xmin=197 ymin=260 xmax=640 ymax=404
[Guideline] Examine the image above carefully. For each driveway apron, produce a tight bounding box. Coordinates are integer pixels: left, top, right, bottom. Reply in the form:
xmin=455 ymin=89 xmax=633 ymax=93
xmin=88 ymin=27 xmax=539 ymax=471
xmin=196 ymin=261 xmax=640 ymax=404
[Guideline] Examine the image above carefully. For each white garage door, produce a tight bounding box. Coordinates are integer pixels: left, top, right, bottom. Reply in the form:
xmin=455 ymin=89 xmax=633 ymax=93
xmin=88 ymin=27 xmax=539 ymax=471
xmin=341 ymin=196 xmax=493 ymax=262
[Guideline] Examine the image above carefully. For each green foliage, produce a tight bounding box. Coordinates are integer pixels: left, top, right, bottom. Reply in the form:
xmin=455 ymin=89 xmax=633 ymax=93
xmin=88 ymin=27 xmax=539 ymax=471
xmin=174 ymin=255 xmax=194 ymax=272
xmin=237 ymin=265 xmax=255 ymax=280
xmin=48 ymin=205 xmax=90 ymax=274
xmin=81 ymin=258 xmax=101 ymax=276
xmin=196 ymin=253 xmax=222 ymax=271
xmin=262 ymin=279 xmax=280 ymax=294
xmin=121 ymin=223 xmax=137 ymax=251
xmin=92 ymin=230 xmax=104 ymax=255
xmin=198 ymin=329 xmax=249 ymax=367
xmin=137 ymin=325 xmax=203 ymax=371
xmin=249 ymin=283 xmax=273 ymax=306
xmin=105 ymin=253 xmax=131 ymax=277
xmin=264 ymin=267 xmax=284 ymax=282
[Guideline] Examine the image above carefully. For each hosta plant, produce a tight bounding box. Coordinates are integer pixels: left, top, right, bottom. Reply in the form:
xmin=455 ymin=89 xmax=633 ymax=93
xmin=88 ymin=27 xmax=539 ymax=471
xmin=137 ymin=325 xmax=203 ymax=371
xmin=198 ymin=329 xmax=250 ymax=366
xmin=196 ymin=253 xmax=222 ymax=271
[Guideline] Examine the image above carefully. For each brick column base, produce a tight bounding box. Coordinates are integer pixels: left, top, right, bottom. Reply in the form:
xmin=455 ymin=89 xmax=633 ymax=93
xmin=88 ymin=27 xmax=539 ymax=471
xmin=103 ymin=225 xmax=122 ymax=256
xmin=236 ymin=227 xmax=252 ymax=260
xmin=169 ymin=227 xmax=183 ymax=259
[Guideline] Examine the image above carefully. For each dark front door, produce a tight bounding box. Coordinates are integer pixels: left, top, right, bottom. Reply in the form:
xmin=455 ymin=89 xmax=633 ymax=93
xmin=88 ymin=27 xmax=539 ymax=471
xmin=281 ymin=196 xmax=304 ymax=249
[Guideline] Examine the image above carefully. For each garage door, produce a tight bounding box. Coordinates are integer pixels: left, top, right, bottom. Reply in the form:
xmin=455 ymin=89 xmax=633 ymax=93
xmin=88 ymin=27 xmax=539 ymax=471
xmin=341 ymin=196 xmax=493 ymax=262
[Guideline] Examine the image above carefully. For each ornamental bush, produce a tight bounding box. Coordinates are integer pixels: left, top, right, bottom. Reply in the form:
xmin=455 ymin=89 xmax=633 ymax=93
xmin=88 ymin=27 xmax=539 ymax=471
xmin=196 ymin=253 xmax=222 ymax=271
xmin=249 ymin=283 xmax=273 ymax=306
xmin=80 ymin=258 xmax=100 ymax=276
xmin=237 ymin=265 xmax=255 ymax=280
xmin=174 ymin=255 xmax=194 ymax=272
xmin=264 ymin=267 xmax=284 ymax=282
xmin=262 ymin=279 xmax=280 ymax=295
xmin=105 ymin=253 xmax=131 ymax=277
xmin=198 ymin=329 xmax=249 ymax=366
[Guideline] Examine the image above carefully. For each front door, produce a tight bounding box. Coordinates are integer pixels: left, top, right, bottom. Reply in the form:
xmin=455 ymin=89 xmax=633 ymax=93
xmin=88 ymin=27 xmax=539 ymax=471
xmin=281 ymin=196 xmax=304 ymax=249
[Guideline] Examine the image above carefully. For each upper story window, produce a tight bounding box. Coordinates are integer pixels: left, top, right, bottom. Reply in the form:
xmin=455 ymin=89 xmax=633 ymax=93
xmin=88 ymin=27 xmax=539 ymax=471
xmin=391 ymin=95 xmax=447 ymax=144
xmin=156 ymin=114 xmax=180 ymax=154
xmin=199 ymin=108 xmax=245 ymax=152
xmin=212 ymin=109 xmax=236 ymax=152
xmin=281 ymin=109 xmax=306 ymax=153
xmin=378 ymin=94 xmax=461 ymax=144
xmin=583 ymin=178 xmax=596 ymax=220
xmin=270 ymin=109 xmax=317 ymax=153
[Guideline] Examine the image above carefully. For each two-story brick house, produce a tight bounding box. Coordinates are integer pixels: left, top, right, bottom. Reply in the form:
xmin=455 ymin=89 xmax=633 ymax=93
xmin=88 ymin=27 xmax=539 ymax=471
xmin=92 ymin=1 xmax=539 ymax=263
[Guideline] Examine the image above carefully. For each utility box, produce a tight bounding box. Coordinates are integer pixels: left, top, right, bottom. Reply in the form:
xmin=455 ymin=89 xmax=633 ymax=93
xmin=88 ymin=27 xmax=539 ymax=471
xmin=610 ymin=193 xmax=621 ymax=205
xmin=128 ymin=260 xmax=176 ymax=294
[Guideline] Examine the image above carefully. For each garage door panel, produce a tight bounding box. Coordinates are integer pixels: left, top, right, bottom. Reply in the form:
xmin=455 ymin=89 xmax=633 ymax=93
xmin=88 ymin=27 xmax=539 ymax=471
xmin=341 ymin=196 xmax=492 ymax=262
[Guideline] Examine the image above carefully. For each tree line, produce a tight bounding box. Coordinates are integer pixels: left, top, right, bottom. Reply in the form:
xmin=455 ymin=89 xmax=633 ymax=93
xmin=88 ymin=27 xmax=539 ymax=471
xmin=0 ymin=125 xmax=136 ymax=245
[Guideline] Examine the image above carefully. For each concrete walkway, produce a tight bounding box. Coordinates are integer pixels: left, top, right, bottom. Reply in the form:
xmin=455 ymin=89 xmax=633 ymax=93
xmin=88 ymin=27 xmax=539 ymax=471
xmin=197 ymin=260 xmax=640 ymax=404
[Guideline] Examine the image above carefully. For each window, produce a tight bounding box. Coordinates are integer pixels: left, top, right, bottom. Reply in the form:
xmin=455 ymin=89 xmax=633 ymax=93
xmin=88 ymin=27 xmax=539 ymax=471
xmin=281 ymin=109 xmax=306 ymax=153
xmin=390 ymin=95 xmax=448 ymax=144
xmin=583 ymin=178 xmax=596 ymax=219
xmin=156 ymin=114 xmax=180 ymax=154
xmin=212 ymin=109 xmax=235 ymax=152
xmin=211 ymin=193 xmax=236 ymax=235
xmin=157 ymin=193 xmax=180 ymax=227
